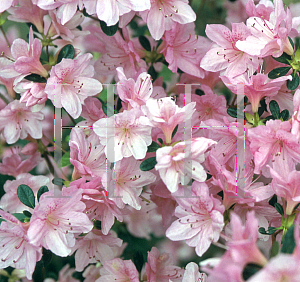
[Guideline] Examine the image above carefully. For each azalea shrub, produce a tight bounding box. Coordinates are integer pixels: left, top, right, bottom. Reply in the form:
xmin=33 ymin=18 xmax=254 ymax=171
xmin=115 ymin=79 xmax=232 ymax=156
xmin=1 ymin=0 xmax=300 ymax=281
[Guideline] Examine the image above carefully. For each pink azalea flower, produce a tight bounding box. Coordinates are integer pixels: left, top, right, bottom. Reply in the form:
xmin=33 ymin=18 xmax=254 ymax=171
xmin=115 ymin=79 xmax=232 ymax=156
xmin=248 ymin=119 xmax=300 ymax=177
xmin=96 ymin=258 xmax=140 ymax=282
xmin=27 ymin=188 xmax=93 ymax=256
xmin=140 ymin=0 xmax=196 ymax=40
xmin=236 ymin=0 xmax=297 ymax=57
xmin=116 ymin=67 xmax=153 ymax=109
xmin=93 ymin=108 xmax=152 ymax=162
xmin=0 ymin=210 xmax=42 ymax=280
xmin=144 ymin=247 xmax=185 ymax=282
xmin=0 ymin=173 xmax=50 ymax=213
xmin=18 ymin=81 xmax=47 ymax=108
xmin=11 ymin=27 xmax=48 ymax=78
xmin=7 ymin=0 xmax=48 ymax=33
xmin=69 ymin=127 xmax=106 ymax=180
xmin=0 ymin=100 xmax=44 ymax=144
xmin=0 ymin=0 xmax=17 ymax=13
xmin=83 ymin=0 xmax=151 ymax=26
xmin=221 ymin=72 xmax=291 ymax=113
xmin=141 ymin=97 xmax=195 ymax=144
xmin=181 ymin=262 xmax=207 ymax=282
xmin=69 ymin=177 xmax=124 ymax=235
xmin=166 ymin=181 xmax=225 ymax=257
xmin=228 ymin=211 xmax=268 ymax=266
xmin=200 ymin=23 xmax=262 ymax=78
xmin=160 ymin=22 xmax=208 ymax=78
xmin=102 ymin=157 xmax=156 ymax=210
xmin=0 ymin=146 xmax=41 ymax=177
xmin=247 ymin=253 xmax=300 ymax=282
xmin=94 ymin=27 xmax=146 ymax=77
xmin=155 ymin=137 xmax=216 ymax=193
xmin=269 ymin=167 xmax=300 ymax=215
xmin=45 ymin=53 xmax=103 ymax=119
xmin=245 ymin=0 xmax=274 ymax=21
xmin=71 ymin=229 xmax=123 ymax=272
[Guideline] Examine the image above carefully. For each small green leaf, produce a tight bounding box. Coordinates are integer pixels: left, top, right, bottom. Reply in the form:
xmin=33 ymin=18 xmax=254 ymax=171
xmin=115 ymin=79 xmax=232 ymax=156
xmin=289 ymin=37 xmax=295 ymax=51
xmin=24 ymin=74 xmax=47 ymax=83
xmin=245 ymin=112 xmax=254 ymax=124
xmin=171 ymin=125 xmax=179 ymax=139
xmin=157 ymin=138 xmax=163 ymax=144
xmin=60 ymin=151 xmax=71 ymax=167
xmin=93 ymin=220 xmax=102 ymax=230
xmin=139 ymin=35 xmax=151 ymax=52
xmin=270 ymin=241 xmax=280 ymax=258
xmin=268 ymin=67 xmax=291 ymax=79
xmin=271 ymin=52 xmax=292 ymax=65
xmin=258 ymin=227 xmax=267 ymax=234
xmin=269 ymin=100 xmax=280 ymax=119
xmin=37 ymin=186 xmax=49 ymax=202
xmin=227 ymin=107 xmax=237 ymax=118
xmin=23 ymin=210 xmax=32 ymax=218
xmin=267 ymin=227 xmax=278 ymax=235
xmin=140 ymin=157 xmax=157 ymax=171
xmin=57 ymin=44 xmax=75 ymax=64
xmin=52 ymin=178 xmax=64 ymax=186
xmin=133 ymin=251 xmax=144 ymax=273
xmin=287 ymin=71 xmax=300 ymax=90
xmin=12 ymin=213 xmax=26 ymax=222
xmin=280 ymin=109 xmax=289 ymax=121
xmin=42 ymin=248 xmax=53 ymax=267
xmin=281 ymin=225 xmax=296 ymax=254
xmin=195 ymin=89 xmax=205 ymax=96
xmin=17 ymin=185 xmax=35 ymax=209
xmin=242 ymin=263 xmax=263 ymax=280
xmin=268 ymin=194 xmax=277 ymax=207
xmin=147 ymin=141 xmax=161 ymax=153
xmin=274 ymin=202 xmax=284 ymax=216
xmin=100 ymin=20 xmax=118 ymax=36
xmin=148 ymin=65 xmax=158 ymax=82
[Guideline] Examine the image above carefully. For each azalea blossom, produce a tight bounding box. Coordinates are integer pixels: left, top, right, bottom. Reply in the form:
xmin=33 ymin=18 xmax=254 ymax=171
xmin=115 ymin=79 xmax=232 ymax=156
xmin=200 ymin=22 xmax=262 ymax=78
xmin=166 ymin=181 xmax=225 ymax=257
xmin=0 ymin=100 xmax=44 ymax=144
xmin=140 ymin=0 xmax=196 ymax=40
xmin=45 ymin=53 xmax=103 ymax=119
xmin=27 ymin=188 xmax=93 ymax=257
xmin=93 ymin=108 xmax=152 ymax=162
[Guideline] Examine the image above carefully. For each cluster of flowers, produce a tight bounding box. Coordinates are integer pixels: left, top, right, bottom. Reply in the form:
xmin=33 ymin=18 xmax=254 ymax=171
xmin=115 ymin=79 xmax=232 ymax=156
xmin=1 ymin=0 xmax=300 ymax=281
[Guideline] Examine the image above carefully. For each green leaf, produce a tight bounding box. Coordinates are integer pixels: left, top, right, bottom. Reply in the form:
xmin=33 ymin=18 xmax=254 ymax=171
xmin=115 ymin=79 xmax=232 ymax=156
xmin=289 ymin=37 xmax=295 ymax=51
xmin=17 ymin=185 xmax=35 ymax=209
xmin=140 ymin=157 xmax=157 ymax=171
xmin=242 ymin=263 xmax=263 ymax=280
xmin=271 ymin=52 xmax=292 ymax=65
xmin=227 ymin=107 xmax=237 ymax=118
xmin=281 ymin=225 xmax=296 ymax=254
xmin=171 ymin=125 xmax=179 ymax=139
xmin=93 ymin=220 xmax=102 ymax=230
xmin=270 ymin=241 xmax=280 ymax=258
xmin=195 ymin=89 xmax=205 ymax=96
xmin=139 ymin=35 xmax=151 ymax=52
xmin=147 ymin=141 xmax=161 ymax=153
xmin=268 ymin=194 xmax=277 ymax=207
xmin=12 ymin=213 xmax=26 ymax=222
xmin=269 ymin=100 xmax=280 ymax=119
xmin=274 ymin=202 xmax=284 ymax=216
xmin=22 ymin=210 xmax=32 ymax=218
xmin=258 ymin=227 xmax=267 ymax=234
xmin=57 ymin=44 xmax=75 ymax=64
xmin=37 ymin=185 xmax=49 ymax=202
xmin=133 ymin=251 xmax=144 ymax=273
xmin=262 ymin=115 xmax=275 ymax=124
xmin=42 ymin=248 xmax=53 ymax=267
xmin=267 ymin=227 xmax=278 ymax=235
xmin=280 ymin=109 xmax=289 ymax=121
xmin=268 ymin=67 xmax=291 ymax=79
xmin=0 ymin=217 xmax=6 ymax=224
xmin=60 ymin=151 xmax=71 ymax=167
xmin=287 ymin=71 xmax=300 ymax=90
xmin=245 ymin=112 xmax=254 ymax=124
xmin=52 ymin=177 xmax=64 ymax=186
xmin=24 ymin=74 xmax=47 ymax=83
xmin=100 ymin=20 xmax=118 ymax=36
xmin=148 ymin=65 xmax=158 ymax=82
xmin=157 ymin=138 xmax=163 ymax=144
